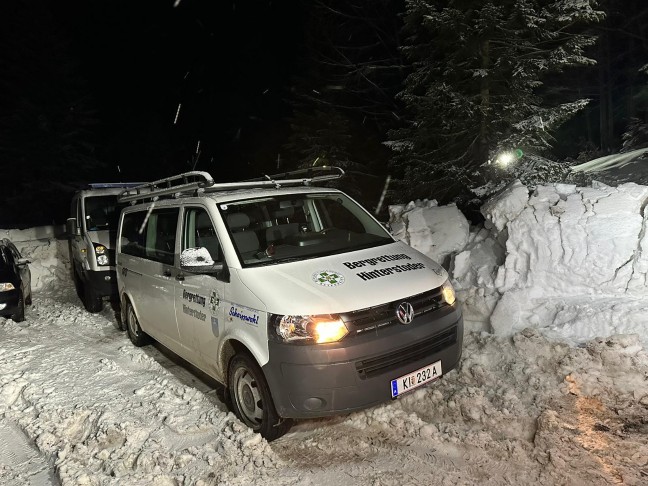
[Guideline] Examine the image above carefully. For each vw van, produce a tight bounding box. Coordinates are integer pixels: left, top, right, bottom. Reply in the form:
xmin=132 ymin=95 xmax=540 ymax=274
xmin=116 ymin=169 xmax=463 ymax=440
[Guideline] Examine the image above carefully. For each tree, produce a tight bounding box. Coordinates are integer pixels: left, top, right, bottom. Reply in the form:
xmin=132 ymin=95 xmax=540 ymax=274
xmin=388 ymin=0 xmax=604 ymax=202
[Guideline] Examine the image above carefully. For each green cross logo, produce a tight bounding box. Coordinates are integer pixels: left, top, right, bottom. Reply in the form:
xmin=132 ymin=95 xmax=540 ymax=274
xmin=312 ymin=270 xmax=345 ymax=287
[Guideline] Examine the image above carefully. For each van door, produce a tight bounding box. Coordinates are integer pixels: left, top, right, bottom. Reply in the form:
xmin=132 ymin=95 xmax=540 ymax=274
xmin=174 ymin=207 xmax=226 ymax=367
xmin=123 ymin=207 xmax=181 ymax=346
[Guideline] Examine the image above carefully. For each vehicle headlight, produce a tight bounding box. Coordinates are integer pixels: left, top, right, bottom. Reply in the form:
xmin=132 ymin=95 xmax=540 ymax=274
xmin=93 ymin=244 xmax=109 ymax=266
xmin=0 ymin=283 xmax=15 ymax=292
xmin=273 ymin=314 xmax=349 ymax=344
xmin=441 ymin=280 xmax=456 ymax=306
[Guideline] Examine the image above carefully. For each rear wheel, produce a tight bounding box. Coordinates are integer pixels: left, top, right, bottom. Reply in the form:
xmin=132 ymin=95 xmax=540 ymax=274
xmin=228 ymin=353 xmax=292 ymax=441
xmin=125 ymin=300 xmax=150 ymax=347
xmin=82 ymin=282 xmax=103 ymax=313
xmin=11 ymin=291 xmax=25 ymax=322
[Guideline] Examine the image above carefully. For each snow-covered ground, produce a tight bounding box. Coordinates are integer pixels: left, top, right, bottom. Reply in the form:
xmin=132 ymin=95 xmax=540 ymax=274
xmin=2 ymin=181 xmax=648 ymax=485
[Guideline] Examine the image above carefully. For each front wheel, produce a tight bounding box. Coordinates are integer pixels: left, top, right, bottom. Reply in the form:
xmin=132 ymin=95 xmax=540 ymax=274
xmin=228 ymin=353 xmax=292 ymax=441
xmin=82 ymin=282 xmax=103 ymax=313
xmin=125 ymin=300 xmax=151 ymax=347
xmin=11 ymin=291 xmax=25 ymax=322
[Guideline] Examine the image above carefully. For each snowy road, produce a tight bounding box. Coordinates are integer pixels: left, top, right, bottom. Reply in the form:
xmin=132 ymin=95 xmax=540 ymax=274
xmin=1 ymin=286 xmax=647 ymax=485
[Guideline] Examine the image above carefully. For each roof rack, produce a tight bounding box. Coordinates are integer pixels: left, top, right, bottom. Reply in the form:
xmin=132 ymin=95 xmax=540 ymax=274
xmin=88 ymin=182 xmax=145 ymax=189
xmin=118 ymin=166 xmax=344 ymax=204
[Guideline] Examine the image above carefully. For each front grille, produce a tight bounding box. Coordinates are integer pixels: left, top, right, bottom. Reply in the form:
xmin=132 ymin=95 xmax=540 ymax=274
xmin=355 ymin=325 xmax=457 ymax=380
xmin=340 ymin=287 xmax=448 ymax=336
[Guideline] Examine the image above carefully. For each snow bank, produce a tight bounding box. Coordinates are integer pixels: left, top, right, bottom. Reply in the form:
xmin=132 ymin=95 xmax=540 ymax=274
xmin=1 ymin=225 xmax=70 ymax=291
xmin=389 ymin=180 xmax=648 ymax=346
xmin=388 ymin=199 xmax=470 ymax=266
xmin=453 ymin=180 xmax=648 ymax=345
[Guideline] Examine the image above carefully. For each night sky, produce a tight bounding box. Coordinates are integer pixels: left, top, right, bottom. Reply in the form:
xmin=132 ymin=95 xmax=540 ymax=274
xmin=0 ymin=0 xmax=308 ymax=226
xmin=58 ymin=0 xmax=304 ymax=180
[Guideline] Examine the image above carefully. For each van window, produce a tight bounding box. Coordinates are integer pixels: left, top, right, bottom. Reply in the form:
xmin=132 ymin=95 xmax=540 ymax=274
xmin=121 ymin=208 xmax=179 ymax=265
xmin=219 ymin=193 xmax=392 ymax=267
xmin=182 ymin=207 xmax=223 ymax=263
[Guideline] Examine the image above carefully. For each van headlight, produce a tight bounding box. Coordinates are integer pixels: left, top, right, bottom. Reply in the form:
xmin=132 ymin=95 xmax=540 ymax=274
xmin=441 ymin=280 xmax=456 ymax=306
xmin=93 ymin=243 xmax=109 ymax=266
xmin=271 ymin=314 xmax=348 ymax=344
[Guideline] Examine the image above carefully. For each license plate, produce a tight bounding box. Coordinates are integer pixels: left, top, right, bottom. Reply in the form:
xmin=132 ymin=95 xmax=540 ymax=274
xmin=391 ymin=360 xmax=442 ymax=398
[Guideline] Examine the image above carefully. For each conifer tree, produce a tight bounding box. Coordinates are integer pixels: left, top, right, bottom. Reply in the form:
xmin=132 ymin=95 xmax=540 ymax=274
xmin=388 ymin=0 xmax=604 ymax=201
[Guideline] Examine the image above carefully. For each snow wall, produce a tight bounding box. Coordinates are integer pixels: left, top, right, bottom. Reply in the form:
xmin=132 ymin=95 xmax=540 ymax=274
xmin=0 ymin=226 xmax=70 ymax=291
xmin=390 ymin=181 xmax=648 ymax=346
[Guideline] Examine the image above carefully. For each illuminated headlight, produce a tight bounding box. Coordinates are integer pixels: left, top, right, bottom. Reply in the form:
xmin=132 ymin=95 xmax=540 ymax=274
xmin=273 ymin=314 xmax=348 ymax=344
xmin=441 ymin=280 xmax=456 ymax=306
xmin=93 ymin=244 xmax=109 ymax=266
xmin=0 ymin=283 xmax=15 ymax=292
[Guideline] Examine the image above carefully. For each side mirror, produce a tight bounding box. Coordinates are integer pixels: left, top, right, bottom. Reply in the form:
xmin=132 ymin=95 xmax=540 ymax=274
xmin=180 ymin=247 xmax=230 ymax=282
xmin=17 ymin=258 xmax=30 ymax=265
xmin=66 ymin=218 xmax=79 ymax=238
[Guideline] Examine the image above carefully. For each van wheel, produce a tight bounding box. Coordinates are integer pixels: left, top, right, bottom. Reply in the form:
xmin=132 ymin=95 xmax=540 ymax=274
xmin=73 ymin=268 xmax=83 ymax=298
xmin=228 ymin=353 xmax=292 ymax=441
xmin=11 ymin=291 xmax=25 ymax=322
xmin=83 ymin=283 xmax=103 ymax=313
xmin=125 ymin=301 xmax=150 ymax=347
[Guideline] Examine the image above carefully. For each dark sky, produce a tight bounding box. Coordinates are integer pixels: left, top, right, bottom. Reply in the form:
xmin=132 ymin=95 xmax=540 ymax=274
xmin=31 ymin=0 xmax=303 ymax=178
xmin=0 ymin=0 xmax=310 ymax=225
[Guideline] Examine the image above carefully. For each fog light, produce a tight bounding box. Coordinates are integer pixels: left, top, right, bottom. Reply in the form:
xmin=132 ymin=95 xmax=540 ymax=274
xmin=303 ymin=397 xmax=326 ymax=411
xmin=104 ymin=275 xmax=111 ymax=281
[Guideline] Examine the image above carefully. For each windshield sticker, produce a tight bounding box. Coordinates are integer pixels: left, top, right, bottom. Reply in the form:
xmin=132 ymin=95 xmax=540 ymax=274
xmin=183 ymin=304 xmax=206 ymax=321
xmin=229 ymin=305 xmax=260 ymax=326
xmin=183 ymin=289 xmax=206 ymax=307
xmin=312 ymin=270 xmax=345 ymax=287
xmin=209 ymin=290 xmax=221 ymax=313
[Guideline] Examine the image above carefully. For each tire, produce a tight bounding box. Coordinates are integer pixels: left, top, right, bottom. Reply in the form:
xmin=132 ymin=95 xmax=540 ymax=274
xmin=228 ymin=353 xmax=292 ymax=441
xmin=125 ymin=300 xmax=151 ymax=347
xmin=11 ymin=291 xmax=25 ymax=322
xmin=73 ymin=267 xmax=83 ymax=298
xmin=82 ymin=282 xmax=103 ymax=313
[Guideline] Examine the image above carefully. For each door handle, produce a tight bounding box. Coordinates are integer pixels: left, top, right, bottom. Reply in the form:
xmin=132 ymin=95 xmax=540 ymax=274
xmin=175 ymin=274 xmax=185 ymax=281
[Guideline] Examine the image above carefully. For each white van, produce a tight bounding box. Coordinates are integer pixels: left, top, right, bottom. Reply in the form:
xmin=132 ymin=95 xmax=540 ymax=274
xmin=67 ymin=184 xmax=141 ymax=312
xmin=116 ymin=169 xmax=463 ymax=440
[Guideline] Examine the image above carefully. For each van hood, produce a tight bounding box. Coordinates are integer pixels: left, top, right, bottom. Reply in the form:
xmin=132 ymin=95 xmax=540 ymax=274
xmin=235 ymin=241 xmax=447 ymax=315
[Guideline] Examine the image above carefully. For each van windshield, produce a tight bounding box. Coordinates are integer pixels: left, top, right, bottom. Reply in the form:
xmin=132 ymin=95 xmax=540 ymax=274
xmin=219 ymin=193 xmax=393 ymax=267
xmin=84 ymin=195 xmax=122 ymax=231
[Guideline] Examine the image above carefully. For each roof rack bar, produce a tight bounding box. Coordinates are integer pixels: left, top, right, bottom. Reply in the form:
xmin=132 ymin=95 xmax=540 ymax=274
xmin=243 ymin=166 xmax=345 ymax=183
xmin=118 ymin=166 xmax=345 ymax=204
xmin=118 ymin=171 xmax=214 ymax=203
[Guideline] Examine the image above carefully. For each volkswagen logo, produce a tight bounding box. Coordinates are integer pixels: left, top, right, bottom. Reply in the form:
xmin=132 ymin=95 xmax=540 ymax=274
xmin=396 ymin=302 xmax=414 ymax=324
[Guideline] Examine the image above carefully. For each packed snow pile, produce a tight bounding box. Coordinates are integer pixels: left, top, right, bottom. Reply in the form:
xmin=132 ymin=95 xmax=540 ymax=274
xmin=1 ymin=226 xmax=69 ymax=291
xmin=388 ymin=199 xmax=470 ymax=266
xmin=391 ymin=180 xmax=648 ymax=346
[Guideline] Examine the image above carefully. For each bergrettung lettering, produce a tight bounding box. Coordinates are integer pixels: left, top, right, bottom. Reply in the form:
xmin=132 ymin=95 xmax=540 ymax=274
xmin=183 ymin=289 xmax=206 ymax=307
xmin=342 ymin=253 xmax=411 ymax=269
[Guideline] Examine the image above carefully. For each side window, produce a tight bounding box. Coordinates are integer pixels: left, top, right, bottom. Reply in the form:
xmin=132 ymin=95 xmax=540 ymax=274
xmin=183 ymin=207 xmax=222 ymax=263
xmin=121 ymin=208 xmax=179 ymax=265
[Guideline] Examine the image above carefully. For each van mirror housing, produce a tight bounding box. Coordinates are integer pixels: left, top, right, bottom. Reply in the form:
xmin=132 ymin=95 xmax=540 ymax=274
xmin=66 ymin=218 xmax=79 ymax=238
xmin=180 ymin=247 xmax=230 ymax=282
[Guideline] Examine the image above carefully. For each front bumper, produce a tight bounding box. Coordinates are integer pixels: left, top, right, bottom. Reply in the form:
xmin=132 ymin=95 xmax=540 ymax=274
xmin=0 ymin=289 xmax=21 ymax=317
xmin=85 ymin=269 xmax=118 ymax=299
xmin=262 ymin=305 xmax=463 ymax=419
